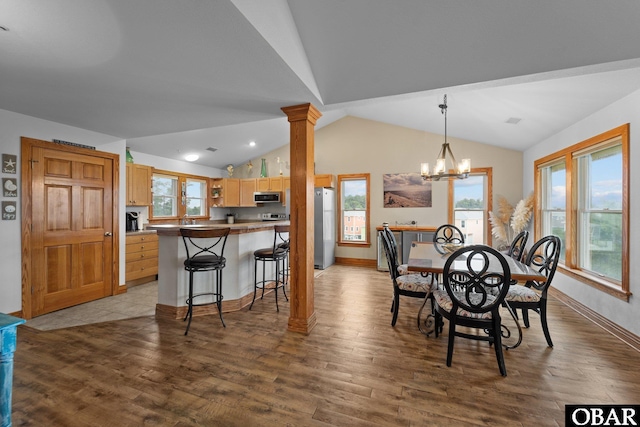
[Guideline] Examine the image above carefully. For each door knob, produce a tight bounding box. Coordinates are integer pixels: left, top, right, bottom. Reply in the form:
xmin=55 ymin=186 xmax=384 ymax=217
xmin=104 ymin=232 xmax=113 ymax=236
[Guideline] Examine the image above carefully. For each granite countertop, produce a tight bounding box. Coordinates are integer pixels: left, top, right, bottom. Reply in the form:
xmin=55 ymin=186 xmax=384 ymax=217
xmin=146 ymin=220 xmax=289 ymax=236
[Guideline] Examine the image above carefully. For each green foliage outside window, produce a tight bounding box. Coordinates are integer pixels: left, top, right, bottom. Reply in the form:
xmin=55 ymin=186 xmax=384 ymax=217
xmin=455 ymin=198 xmax=483 ymax=209
xmin=344 ymin=194 xmax=366 ymax=210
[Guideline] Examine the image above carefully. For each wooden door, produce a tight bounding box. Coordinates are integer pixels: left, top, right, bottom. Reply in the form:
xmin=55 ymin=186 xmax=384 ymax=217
xmin=22 ymin=137 xmax=118 ymax=318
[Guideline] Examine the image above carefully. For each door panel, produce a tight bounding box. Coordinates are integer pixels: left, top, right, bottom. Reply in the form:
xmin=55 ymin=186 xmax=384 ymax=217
xmin=28 ymin=143 xmax=115 ymax=316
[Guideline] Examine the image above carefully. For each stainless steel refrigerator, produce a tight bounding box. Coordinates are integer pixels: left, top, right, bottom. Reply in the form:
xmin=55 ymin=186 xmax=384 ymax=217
xmin=314 ymin=187 xmax=336 ymax=269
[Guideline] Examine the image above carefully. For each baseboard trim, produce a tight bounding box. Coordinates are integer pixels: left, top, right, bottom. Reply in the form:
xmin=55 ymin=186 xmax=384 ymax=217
xmin=550 ymin=287 xmax=640 ymax=352
xmin=335 ymin=257 xmax=377 ymax=268
xmin=155 ymin=288 xmax=273 ymax=320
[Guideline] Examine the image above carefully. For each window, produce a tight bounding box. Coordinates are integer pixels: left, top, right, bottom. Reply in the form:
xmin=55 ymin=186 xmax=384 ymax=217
xmin=449 ymin=168 xmax=492 ymax=245
xmin=152 ymin=171 xmax=209 ymax=220
xmin=338 ymin=174 xmax=370 ymax=246
xmin=186 ymin=178 xmax=207 ymax=216
xmin=152 ymin=174 xmax=178 ymax=217
xmin=535 ymin=124 xmax=629 ymax=300
xmin=539 ymin=162 xmax=567 ymax=263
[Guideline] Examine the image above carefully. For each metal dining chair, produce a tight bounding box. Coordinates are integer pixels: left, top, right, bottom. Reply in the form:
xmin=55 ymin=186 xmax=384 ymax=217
xmin=379 ymin=229 xmax=435 ymax=329
xmin=433 ymin=245 xmax=512 ymax=376
xmin=507 ymin=230 xmax=529 ymax=262
xmin=433 ymin=224 xmax=465 ymax=245
xmin=503 ymin=235 xmax=561 ymax=347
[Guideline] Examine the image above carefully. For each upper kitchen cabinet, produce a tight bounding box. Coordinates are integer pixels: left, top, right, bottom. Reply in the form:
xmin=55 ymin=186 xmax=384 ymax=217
xmin=240 ymin=178 xmax=257 ymax=207
xmin=315 ymin=174 xmax=335 ymax=188
xmin=257 ymin=176 xmax=283 ymax=192
xmin=210 ymin=178 xmax=240 ymax=207
xmin=126 ymin=163 xmax=152 ymax=206
xmin=210 ymin=178 xmax=224 ymax=207
xmin=282 ymin=176 xmax=291 ymax=206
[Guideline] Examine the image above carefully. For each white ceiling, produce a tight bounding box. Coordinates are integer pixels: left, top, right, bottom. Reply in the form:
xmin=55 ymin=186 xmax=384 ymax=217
xmin=2 ymin=0 xmax=640 ymax=169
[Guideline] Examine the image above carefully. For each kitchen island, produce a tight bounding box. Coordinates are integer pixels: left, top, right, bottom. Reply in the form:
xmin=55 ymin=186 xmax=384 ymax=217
xmin=146 ymin=221 xmax=289 ymax=319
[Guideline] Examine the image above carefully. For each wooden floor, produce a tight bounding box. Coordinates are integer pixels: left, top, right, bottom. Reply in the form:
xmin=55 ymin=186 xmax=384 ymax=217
xmin=12 ymin=265 xmax=640 ymax=426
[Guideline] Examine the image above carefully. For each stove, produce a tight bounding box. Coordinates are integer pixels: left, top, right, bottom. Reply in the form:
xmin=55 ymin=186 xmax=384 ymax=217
xmin=261 ymin=213 xmax=287 ymax=221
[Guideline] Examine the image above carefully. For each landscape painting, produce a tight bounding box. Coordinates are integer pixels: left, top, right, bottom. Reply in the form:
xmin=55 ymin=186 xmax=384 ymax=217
xmin=383 ymin=173 xmax=432 ymax=208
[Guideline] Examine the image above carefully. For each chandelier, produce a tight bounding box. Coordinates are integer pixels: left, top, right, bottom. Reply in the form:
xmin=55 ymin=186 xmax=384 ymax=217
xmin=420 ymin=94 xmax=470 ymax=181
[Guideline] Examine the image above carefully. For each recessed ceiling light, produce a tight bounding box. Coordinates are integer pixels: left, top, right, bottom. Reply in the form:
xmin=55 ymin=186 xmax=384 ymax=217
xmin=185 ymin=154 xmax=199 ymax=162
xmin=505 ymin=117 xmax=522 ymax=125
xmin=249 ymin=141 xmax=256 ymax=147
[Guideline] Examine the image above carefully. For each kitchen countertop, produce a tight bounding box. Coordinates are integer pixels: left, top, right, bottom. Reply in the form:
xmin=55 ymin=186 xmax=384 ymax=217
xmin=146 ymin=220 xmax=289 ymax=236
xmin=125 ymin=229 xmax=158 ymax=236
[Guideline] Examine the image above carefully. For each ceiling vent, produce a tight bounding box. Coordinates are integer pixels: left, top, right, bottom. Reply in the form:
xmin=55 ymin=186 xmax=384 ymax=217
xmin=505 ymin=117 xmax=522 ymax=125
xmin=206 ymin=147 xmax=218 ymax=152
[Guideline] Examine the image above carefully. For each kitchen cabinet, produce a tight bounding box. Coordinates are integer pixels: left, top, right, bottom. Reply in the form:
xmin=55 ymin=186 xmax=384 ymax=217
xmin=257 ymin=176 xmax=283 ymax=192
xmin=282 ymin=176 xmax=291 ymax=206
xmin=240 ymin=178 xmax=257 ymax=207
xmin=126 ymin=163 xmax=152 ymax=206
xmin=125 ymin=232 xmax=158 ymax=284
xmin=210 ymin=178 xmax=240 ymax=207
xmin=314 ymin=174 xmax=335 ymax=188
xmin=224 ymin=178 xmax=240 ymax=207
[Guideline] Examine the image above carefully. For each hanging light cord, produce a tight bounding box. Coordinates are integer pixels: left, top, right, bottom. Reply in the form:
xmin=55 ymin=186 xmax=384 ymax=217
xmin=439 ymin=94 xmax=447 ymax=144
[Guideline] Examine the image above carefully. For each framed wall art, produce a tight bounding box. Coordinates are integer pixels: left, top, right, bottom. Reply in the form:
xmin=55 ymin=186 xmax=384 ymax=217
xmin=3 ymin=178 xmax=18 ymax=197
xmin=2 ymin=154 xmax=17 ymax=174
xmin=383 ymin=173 xmax=432 ymax=208
xmin=2 ymin=201 xmax=16 ymax=220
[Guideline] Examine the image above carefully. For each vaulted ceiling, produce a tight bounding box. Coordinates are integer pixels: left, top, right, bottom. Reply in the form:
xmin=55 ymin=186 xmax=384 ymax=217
xmin=2 ymin=1 xmax=640 ymax=168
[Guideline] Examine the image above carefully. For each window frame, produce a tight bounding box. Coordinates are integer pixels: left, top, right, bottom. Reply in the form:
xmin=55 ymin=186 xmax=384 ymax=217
xmin=448 ymin=167 xmax=493 ymax=246
xmin=337 ymin=173 xmax=371 ymax=247
xmin=534 ymin=124 xmax=630 ymax=301
xmin=150 ymin=169 xmax=210 ymax=221
xmin=185 ymin=177 xmax=208 ymax=217
xmin=151 ymin=173 xmax=178 ymax=218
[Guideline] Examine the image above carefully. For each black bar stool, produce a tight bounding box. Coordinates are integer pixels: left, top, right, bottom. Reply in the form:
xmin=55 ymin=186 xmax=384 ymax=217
xmin=180 ymin=227 xmax=230 ymax=335
xmin=250 ymin=225 xmax=290 ymax=311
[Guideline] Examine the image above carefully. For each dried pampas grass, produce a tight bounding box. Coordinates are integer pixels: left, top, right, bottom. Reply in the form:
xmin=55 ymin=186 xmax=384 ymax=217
xmin=497 ymin=196 xmax=514 ymax=224
xmin=490 ymin=192 xmax=534 ymax=247
xmin=489 ymin=211 xmax=508 ymax=242
xmin=511 ymin=193 xmax=534 ymax=234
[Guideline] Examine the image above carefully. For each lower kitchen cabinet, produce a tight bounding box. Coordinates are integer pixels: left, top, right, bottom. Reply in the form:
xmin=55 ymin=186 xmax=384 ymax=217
xmin=125 ymin=232 xmax=158 ymax=285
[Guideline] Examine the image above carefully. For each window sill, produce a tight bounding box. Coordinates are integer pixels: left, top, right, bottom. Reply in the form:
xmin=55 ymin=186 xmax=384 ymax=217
xmin=558 ymin=265 xmax=631 ymax=302
xmin=338 ymin=241 xmax=371 ymax=248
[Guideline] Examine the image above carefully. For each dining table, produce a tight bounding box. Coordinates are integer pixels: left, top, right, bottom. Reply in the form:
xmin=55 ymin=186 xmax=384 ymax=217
xmin=407 ymin=241 xmax=547 ymax=349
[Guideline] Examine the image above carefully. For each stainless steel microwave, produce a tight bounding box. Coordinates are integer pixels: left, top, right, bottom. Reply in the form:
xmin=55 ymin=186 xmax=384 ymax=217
xmin=253 ymin=192 xmax=281 ymax=203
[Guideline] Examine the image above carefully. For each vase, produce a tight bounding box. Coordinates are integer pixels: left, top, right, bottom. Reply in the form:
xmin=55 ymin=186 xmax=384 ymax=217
xmin=125 ymin=147 xmax=134 ymax=163
xmin=260 ymin=158 xmax=267 ymax=177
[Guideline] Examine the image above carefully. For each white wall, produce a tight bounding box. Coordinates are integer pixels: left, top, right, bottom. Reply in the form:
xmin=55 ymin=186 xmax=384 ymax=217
xmin=131 ymin=150 xmax=223 ymax=178
xmin=315 ymin=116 xmax=524 ymax=261
xmin=0 ymin=109 xmax=125 ymax=314
xmin=523 ymin=90 xmax=640 ymax=336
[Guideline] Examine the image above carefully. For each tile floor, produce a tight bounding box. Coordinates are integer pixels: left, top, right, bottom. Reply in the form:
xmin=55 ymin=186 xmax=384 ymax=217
xmin=25 ymin=281 xmax=158 ymax=331
xmin=24 ymin=268 xmax=326 ymax=331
